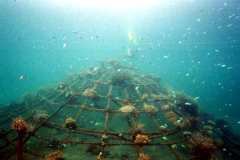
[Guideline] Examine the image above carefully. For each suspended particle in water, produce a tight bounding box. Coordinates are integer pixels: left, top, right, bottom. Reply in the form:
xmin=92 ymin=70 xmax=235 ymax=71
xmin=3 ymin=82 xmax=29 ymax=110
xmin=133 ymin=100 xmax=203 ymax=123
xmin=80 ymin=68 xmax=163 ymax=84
xmin=228 ymin=14 xmax=235 ymax=19
xmin=163 ymin=55 xmax=169 ymax=59
xmin=63 ymin=43 xmax=67 ymax=48
xmin=186 ymin=27 xmax=191 ymax=31
xmin=226 ymin=24 xmax=233 ymax=28
xmin=196 ymin=18 xmax=201 ymax=22
xmin=90 ymin=36 xmax=95 ymax=40
xmin=221 ymin=64 xmax=227 ymax=68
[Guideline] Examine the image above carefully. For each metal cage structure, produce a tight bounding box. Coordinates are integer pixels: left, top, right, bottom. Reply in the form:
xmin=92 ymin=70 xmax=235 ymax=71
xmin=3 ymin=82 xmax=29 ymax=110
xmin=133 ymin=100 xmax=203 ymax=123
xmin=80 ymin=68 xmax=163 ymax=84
xmin=0 ymin=61 xmax=239 ymax=160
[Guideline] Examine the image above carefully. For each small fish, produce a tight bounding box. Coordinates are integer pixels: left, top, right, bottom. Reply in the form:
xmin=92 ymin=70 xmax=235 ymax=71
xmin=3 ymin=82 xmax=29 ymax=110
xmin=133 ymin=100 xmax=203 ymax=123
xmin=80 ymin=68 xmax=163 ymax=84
xmin=183 ymin=131 xmax=192 ymax=136
xmin=185 ymin=73 xmax=190 ymax=77
xmin=221 ymin=64 xmax=227 ymax=68
xmin=93 ymin=67 xmax=98 ymax=71
xmin=160 ymin=125 xmax=167 ymax=129
xmin=171 ymin=144 xmax=177 ymax=149
xmin=95 ymin=122 xmax=101 ymax=126
xmin=176 ymin=119 xmax=182 ymax=124
xmin=162 ymin=136 xmax=168 ymax=141
xmin=194 ymin=97 xmax=200 ymax=101
xmin=19 ymin=75 xmax=26 ymax=80
xmin=135 ymin=86 xmax=139 ymax=91
xmin=181 ymin=144 xmax=186 ymax=148
xmin=178 ymin=40 xmax=182 ymax=44
xmin=184 ymin=102 xmax=192 ymax=106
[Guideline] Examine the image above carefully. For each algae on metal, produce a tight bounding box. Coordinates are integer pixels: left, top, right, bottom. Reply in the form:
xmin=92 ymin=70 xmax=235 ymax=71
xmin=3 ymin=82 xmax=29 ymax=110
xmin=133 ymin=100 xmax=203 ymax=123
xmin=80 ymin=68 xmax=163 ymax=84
xmin=0 ymin=61 xmax=239 ymax=160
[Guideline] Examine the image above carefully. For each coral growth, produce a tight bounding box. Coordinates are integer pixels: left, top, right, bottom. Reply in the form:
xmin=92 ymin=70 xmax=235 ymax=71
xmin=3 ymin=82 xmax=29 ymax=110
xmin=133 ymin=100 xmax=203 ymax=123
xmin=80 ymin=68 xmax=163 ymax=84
xmin=12 ymin=117 xmax=29 ymax=160
xmin=143 ymin=103 xmax=158 ymax=113
xmin=96 ymin=152 xmax=104 ymax=160
xmin=138 ymin=153 xmax=151 ymax=160
xmin=45 ymin=150 xmax=64 ymax=160
xmin=119 ymin=103 xmax=136 ymax=113
xmin=57 ymin=82 xmax=67 ymax=90
xmin=64 ymin=117 xmax=77 ymax=130
xmin=1 ymin=61 xmax=233 ymax=160
xmin=133 ymin=133 xmax=150 ymax=145
xmin=11 ymin=117 xmax=28 ymax=134
xmin=173 ymin=118 xmax=189 ymax=128
xmin=141 ymin=93 xmax=149 ymax=101
xmin=173 ymin=116 xmax=199 ymax=129
xmin=82 ymin=88 xmax=97 ymax=98
xmin=160 ymin=104 xmax=171 ymax=112
xmin=150 ymin=94 xmax=162 ymax=101
xmin=164 ymin=111 xmax=178 ymax=124
xmin=188 ymin=133 xmax=217 ymax=159
xmin=33 ymin=110 xmax=49 ymax=123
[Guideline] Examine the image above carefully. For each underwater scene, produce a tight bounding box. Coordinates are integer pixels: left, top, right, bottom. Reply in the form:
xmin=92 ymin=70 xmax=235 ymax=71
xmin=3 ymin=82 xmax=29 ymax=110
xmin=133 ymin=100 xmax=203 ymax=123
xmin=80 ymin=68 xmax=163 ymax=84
xmin=0 ymin=0 xmax=240 ymax=160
